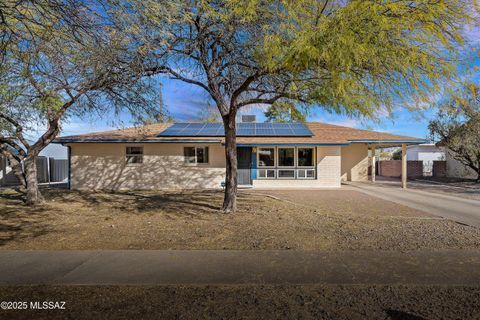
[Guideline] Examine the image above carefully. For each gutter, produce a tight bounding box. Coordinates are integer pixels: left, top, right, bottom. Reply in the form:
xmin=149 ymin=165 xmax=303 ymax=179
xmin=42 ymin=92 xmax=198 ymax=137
xmin=53 ymin=139 xmax=426 ymax=146
xmin=236 ymin=143 xmax=350 ymax=147
xmin=349 ymin=140 xmax=427 ymax=144
xmin=53 ymin=139 xmax=224 ymax=144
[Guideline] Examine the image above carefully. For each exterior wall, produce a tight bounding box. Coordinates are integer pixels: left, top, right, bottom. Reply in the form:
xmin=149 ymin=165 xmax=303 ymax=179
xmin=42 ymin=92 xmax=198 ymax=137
xmin=252 ymin=146 xmax=341 ymax=188
xmin=377 ymin=160 xmax=423 ymax=178
xmin=69 ymin=143 xmax=226 ymax=190
xmin=341 ymin=144 xmax=368 ymax=182
xmin=446 ymin=150 xmax=477 ymax=179
xmin=432 ymin=161 xmax=446 ymax=177
xmin=406 ymin=145 xmax=445 ymax=161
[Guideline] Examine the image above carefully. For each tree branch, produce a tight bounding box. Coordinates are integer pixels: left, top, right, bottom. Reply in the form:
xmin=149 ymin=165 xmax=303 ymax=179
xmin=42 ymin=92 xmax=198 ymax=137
xmin=144 ymin=65 xmax=212 ymax=94
xmin=0 ymin=112 xmax=30 ymax=148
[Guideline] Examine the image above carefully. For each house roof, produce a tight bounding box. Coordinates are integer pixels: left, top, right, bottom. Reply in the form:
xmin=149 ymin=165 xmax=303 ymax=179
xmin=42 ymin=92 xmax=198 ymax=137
xmin=54 ymin=122 xmax=426 ymax=146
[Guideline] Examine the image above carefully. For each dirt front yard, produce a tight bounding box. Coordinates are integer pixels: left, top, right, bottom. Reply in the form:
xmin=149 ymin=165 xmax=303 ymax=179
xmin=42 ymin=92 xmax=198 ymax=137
xmin=1 ymin=285 xmax=479 ymax=320
xmin=1 ymin=188 xmax=480 ymax=250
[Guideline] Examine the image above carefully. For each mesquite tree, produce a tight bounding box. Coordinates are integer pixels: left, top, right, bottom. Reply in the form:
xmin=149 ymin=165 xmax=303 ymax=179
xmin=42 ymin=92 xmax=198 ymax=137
xmin=0 ymin=1 xmax=156 ymax=204
xmin=109 ymin=0 xmax=469 ymax=212
xmin=429 ymin=84 xmax=480 ymax=182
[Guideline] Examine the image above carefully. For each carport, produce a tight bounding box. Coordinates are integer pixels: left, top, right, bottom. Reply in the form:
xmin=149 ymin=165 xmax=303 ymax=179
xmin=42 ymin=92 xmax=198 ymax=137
xmin=364 ymin=140 xmax=426 ymax=188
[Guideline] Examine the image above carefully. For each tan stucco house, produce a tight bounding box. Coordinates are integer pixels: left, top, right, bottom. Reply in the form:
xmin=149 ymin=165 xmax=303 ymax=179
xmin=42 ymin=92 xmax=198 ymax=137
xmin=54 ymin=122 xmax=425 ymax=190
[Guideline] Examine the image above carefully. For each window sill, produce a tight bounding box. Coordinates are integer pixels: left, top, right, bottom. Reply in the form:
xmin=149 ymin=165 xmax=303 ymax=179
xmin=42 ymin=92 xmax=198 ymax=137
xmin=183 ymin=163 xmax=210 ymax=167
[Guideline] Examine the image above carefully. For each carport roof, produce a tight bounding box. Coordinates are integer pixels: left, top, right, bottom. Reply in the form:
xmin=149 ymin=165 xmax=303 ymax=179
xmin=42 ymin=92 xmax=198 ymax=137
xmin=54 ymin=122 xmax=426 ymax=146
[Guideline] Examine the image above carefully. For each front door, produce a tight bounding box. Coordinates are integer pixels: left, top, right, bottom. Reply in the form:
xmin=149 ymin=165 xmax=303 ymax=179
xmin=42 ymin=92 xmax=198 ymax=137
xmin=237 ymin=147 xmax=252 ymax=185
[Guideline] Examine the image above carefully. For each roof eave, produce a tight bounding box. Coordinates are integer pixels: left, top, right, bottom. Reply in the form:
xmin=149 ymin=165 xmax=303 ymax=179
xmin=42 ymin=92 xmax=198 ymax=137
xmin=349 ymin=139 xmax=427 ymax=144
xmin=53 ymin=139 xmax=224 ymax=144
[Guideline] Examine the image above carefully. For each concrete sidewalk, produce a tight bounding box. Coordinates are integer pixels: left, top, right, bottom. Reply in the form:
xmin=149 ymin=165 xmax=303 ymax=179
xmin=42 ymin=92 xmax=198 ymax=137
xmin=349 ymin=182 xmax=480 ymax=227
xmin=1 ymin=250 xmax=480 ymax=285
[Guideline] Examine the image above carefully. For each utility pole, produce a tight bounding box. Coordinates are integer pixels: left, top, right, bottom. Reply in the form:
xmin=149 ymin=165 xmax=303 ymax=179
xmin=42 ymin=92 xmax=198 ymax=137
xmin=158 ymin=81 xmax=165 ymax=123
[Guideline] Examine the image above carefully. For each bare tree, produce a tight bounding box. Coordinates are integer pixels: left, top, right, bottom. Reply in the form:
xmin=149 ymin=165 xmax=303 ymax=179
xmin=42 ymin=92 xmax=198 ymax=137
xmin=196 ymin=104 xmax=222 ymax=123
xmin=429 ymin=84 xmax=480 ymax=182
xmin=0 ymin=1 xmax=157 ymax=204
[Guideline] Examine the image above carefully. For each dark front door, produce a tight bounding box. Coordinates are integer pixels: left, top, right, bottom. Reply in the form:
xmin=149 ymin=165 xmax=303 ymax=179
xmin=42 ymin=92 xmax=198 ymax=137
xmin=237 ymin=147 xmax=252 ymax=185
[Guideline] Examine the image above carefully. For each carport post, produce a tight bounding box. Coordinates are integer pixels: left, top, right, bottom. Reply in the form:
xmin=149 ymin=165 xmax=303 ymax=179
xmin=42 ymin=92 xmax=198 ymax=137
xmin=371 ymin=146 xmax=376 ymax=182
xmin=401 ymin=143 xmax=407 ymax=189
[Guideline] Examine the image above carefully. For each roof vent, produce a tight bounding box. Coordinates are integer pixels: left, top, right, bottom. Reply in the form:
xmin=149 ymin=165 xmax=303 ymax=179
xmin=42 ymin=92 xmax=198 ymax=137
xmin=241 ymin=115 xmax=256 ymax=123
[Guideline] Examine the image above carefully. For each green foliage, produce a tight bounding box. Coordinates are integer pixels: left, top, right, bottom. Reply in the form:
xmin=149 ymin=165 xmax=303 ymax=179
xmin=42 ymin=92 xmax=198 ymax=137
xmin=429 ymin=83 xmax=480 ymax=181
xmin=264 ymin=102 xmax=306 ymax=122
xmin=257 ymin=0 xmax=469 ymax=118
xmin=391 ymin=149 xmax=402 ymax=160
xmin=120 ymin=0 xmax=470 ymax=120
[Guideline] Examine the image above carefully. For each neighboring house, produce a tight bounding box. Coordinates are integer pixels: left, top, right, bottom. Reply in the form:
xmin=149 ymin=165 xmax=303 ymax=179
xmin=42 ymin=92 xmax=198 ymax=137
xmin=406 ymin=144 xmax=445 ymax=176
xmin=445 ymin=149 xmax=477 ymax=180
xmin=54 ymin=122 xmax=425 ymax=190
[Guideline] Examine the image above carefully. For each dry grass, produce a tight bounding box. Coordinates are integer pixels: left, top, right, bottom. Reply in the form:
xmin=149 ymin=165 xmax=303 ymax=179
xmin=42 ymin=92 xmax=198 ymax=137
xmin=1 ymin=188 xmax=479 ymax=251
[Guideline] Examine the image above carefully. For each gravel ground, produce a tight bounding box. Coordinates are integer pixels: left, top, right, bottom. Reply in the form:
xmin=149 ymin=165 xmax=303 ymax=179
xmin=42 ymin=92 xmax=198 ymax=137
xmin=1 ymin=188 xmax=480 ymax=250
xmin=0 ymin=285 xmax=479 ymax=319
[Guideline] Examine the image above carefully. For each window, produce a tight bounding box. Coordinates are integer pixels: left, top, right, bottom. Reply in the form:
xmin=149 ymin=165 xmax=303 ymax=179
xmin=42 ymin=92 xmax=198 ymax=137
xmin=256 ymin=146 xmax=316 ymax=180
xmin=278 ymin=169 xmax=295 ymax=179
xmin=258 ymin=148 xmax=275 ymax=167
xmin=126 ymin=146 xmax=143 ymax=164
xmin=278 ymin=148 xmax=295 ymax=167
xmin=297 ymin=148 xmax=314 ymax=167
xmin=297 ymin=169 xmax=315 ymax=179
xmin=184 ymin=146 xmax=209 ymax=164
xmin=258 ymin=169 xmax=275 ymax=179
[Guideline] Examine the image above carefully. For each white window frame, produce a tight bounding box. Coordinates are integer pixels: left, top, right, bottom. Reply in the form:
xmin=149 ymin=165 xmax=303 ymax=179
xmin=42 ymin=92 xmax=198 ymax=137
xmin=125 ymin=145 xmax=144 ymax=165
xmin=277 ymin=169 xmax=296 ymax=179
xmin=257 ymin=147 xmax=276 ymax=168
xmin=255 ymin=146 xmax=317 ymax=180
xmin=297 ymin=168 xmax=316 ymax=180
xmin=257 ymin=168 xmax=276 ymax=179
xmin=183 ymin=146 xmax=210 ymax=165
xmin=297 ymin=147 xmax=316 ymax=168
xmin=277 ymin=147 xmax=296 ymax=168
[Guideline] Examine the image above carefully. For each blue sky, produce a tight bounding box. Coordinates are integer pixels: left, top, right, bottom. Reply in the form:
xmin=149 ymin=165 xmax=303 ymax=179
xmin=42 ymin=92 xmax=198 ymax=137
xmin=58 ymin=28 xmax=480 ymax=140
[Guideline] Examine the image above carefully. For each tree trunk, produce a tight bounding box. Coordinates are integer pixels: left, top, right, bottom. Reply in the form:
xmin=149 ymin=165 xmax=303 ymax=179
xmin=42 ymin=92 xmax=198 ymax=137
xmin=24 ymin=155 xmax=44 ymax=205
xmin=222 ymin=115 xmax=237 ymax=213
xmin=10 ymin=157 xmax=26 ymax=191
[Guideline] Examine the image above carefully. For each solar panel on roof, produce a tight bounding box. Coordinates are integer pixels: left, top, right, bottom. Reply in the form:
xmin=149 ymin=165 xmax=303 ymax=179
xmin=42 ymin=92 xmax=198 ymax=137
xmin=158 ymin=123 xmax=313 ymax=137
xmin=274 ymin=128 xmax=295 ymax=135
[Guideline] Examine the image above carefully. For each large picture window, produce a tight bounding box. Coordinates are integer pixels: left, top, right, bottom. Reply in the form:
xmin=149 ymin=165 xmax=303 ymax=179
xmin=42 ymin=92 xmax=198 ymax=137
xmin=297 ymin=148 xmax=314 ymax=167
xmin=257 ymin=146 xmax=315 ymax=180
xmin=258 ymin=148 xmax=275 ymax=167
xmin=184 ymin=146 xmax=209 ymax=164
xmin=126 ymin=146 xmax=143 ymax=164
xmin=278 ymin=148 xmax=295 ymax=167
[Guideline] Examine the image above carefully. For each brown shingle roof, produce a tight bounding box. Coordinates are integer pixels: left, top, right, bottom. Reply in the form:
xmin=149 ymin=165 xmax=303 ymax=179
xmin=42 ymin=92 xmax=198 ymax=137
xmin=55 ymin=122 xmax=424 ymax=145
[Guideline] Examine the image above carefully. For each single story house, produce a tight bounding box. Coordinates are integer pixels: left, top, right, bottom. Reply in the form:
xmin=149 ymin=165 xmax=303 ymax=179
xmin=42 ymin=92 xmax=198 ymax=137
xmin=54 ymin=122 xmax=425 ymax=190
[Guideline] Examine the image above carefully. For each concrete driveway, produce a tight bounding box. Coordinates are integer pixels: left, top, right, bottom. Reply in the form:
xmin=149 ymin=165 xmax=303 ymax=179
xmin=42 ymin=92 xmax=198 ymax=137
xmin=348 ymin=182 xmax=480 ymax=228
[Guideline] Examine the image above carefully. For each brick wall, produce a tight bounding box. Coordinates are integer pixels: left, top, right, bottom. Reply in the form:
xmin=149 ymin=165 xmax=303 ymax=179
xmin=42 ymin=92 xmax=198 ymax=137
xmin=377 ymin=160 xmax=423 ymax=178
xmin=432 ymin=161 xmax=446 ymax=177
